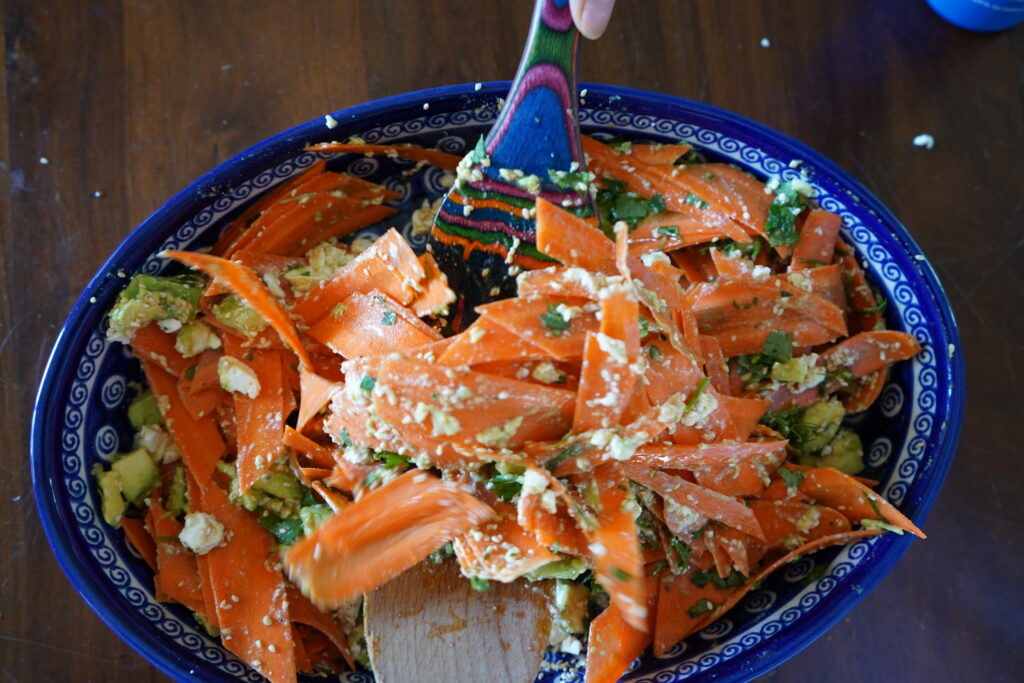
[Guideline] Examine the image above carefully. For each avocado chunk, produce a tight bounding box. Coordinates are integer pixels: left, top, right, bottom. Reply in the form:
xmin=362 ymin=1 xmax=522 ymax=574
xmin=798 ymin=398 xmax=846 ymax=453
xmin=107 ymin=273 xmax=204 ymax=343
xmin=210 ymin=294 xmax=268 ymax=337
xmin=165 ymin=464 xmax=189 ymax=517
xmin=300 ymin=504 xmax=333 ymax=536
xmin=526 ymin=557 xmax=588 ymax=581
xmin=800 ymin=427 xmax=865 ymax=475
xmin=253 ymin=470 xmax=305 ymax=502
xmin=127 ymin=390 xmax=163 ymax=429
xmin=93 ymin=464 xmax=127 ymax=526
xmin=110 ymin=448 xmax=160 ymax=504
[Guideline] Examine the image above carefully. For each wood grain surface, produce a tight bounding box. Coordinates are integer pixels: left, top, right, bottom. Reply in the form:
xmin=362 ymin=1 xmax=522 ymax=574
xmin=2 ymin=1 xmax=1021 ymax=681
xmin=365 ymin=561 xmax=551 ymax=683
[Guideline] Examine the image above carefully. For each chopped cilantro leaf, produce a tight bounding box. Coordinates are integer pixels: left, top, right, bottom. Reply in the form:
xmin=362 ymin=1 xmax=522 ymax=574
xmin=540 ymin=303 xmax=571 ymax=336
xmin=596 ymin=178 xmax=666 ymax=232
xmin=669 ymin=536 xmax=691 ymax=572
xmin=765 ymin=181 xmax=805 ymax=246
xmin=762 ymin=330 xmax=794 ymax=364
xmin=377 ymin=452 xmax=411 ymax=470
xmin=684 ymin=192 xmax=710 ymax=209
xmin=184 ymin=365 xmax=197 ymax=380
xmin=548 ymin=169 xmax=593 ymax=190
xmin=648 ymin=345 xmax=663 ymax=361
xmin=650 ymin=193 xmax=666 ymax=213
xmin=489 ymin=473 xmax=523 ymax=502
xmin=657 ymin=225 xmax=680 ymax=238
xmin=638 ymin=317 xmax=651 ymax=339
xmin=381 ymin=310 xmax=397 ymax=326
xmin=470 ymin=135 xmax=487 ymax=163
xmin=429 ymin=542 xmax=454 ymax=564
xmin=359 ymin=375 xmax=376 ymax=391
xmin=469 ymin=576 xmax=490 ymax=592
xmin=339 ymin=427 xmax=353 ymax=447
xmin=545 ymin=442 xmax=583 ymax=472
xmin=686 ymin=598 xmax=715 ymax=617
xmin=778 ymin=466 xmax=805 ymax=489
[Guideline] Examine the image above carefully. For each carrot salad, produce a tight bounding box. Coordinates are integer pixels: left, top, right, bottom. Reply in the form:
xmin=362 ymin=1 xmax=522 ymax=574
xmin=95 ymin=135 xmax=923 ymax=683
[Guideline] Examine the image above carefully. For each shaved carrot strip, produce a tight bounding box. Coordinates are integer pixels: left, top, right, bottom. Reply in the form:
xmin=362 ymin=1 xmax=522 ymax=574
xmin=820 ymin=330 xmax=921 ymax=378
xmin=297 ymin=368 xmax=340 ymax=433
xmin=654 ymin=562 xmax=738 ymax=656
xmin=536 ymin=198 xmax=616 ymax=272
xmin=121 ymin=516 xmax=158 ymax=573
xmin=622 ymin=463 xmax=765 ymax=541
xmin=131 ymin=323 xmax=189 ymax=377
xmin=286 ymin=586 xmax=354 ymax=670
xmin=194 ymin=482 xmax=297 ymax=683
xmin=148 ymin=500 xmax=204 ymax=614
xmin=308 ymin=290 xmax=441 ymax=359
xmin=437 ymin=316 xmax=550 ymax=366
xmin=477 ymin=295 xmax=598 ymax=360
xmin=410 ymin=252 xmax=456 ymax=317
xmin=453 ymin=499 xmax=560 ymax=581
xmin=585 ymin=465 xmax=648 ymax=632
xmin=285 ymin=471 xmax=494 ymax=607
xmin=373 ymin=356 xmax=575 ymax=453
xmin=141 ymin=359 xmax=226 ymax=483
xmin=162 ymin=250 xmax=313 ymax=369
xmin=792 ymin=209 xmax=842 ymax=270
xmin=628 ymin=142 xmax=692 ymax=165
xmin=292 ymin=228 xmax=424 ymax=325
xmin=585 ymin=575 xmax=658 ymax=683
xmin=748 ymin=499 xmax=852 ymax=548
xmin=573 ymin=288 xmax=640 ymax=432
xmin=306 ymin=141 xmax=462 ymax=171
xmin=225 ymin=348 xmax=287 ymax=494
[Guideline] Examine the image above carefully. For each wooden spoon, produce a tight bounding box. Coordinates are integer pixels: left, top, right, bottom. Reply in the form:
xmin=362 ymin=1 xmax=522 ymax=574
xmin=365 ymin=1 xmax=591 ymax=680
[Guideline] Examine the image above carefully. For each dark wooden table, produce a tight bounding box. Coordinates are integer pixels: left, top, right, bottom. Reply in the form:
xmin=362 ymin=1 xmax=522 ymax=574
xmin=2 ymin=1 xmax=1021 ymax=681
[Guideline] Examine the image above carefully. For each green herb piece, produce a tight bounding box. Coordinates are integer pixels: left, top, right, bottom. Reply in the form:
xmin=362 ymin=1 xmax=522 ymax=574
xmin=684 ymin=377 xmax=711 ymax=412
xmin=489 ymin=473 xmax=524 ymax=502
xmin=469 ymin=576 xmax=490 ymax=592
xmin=638 ymin=317 xmax=651 ymax=339
xmin=684 ymin=192 xmax=710 ymax=209
xmin=359 ymin=375 xmax=376 ymax=391
xmin=381 ymin=310 xmax=397 ymax=326
xmin=762 ymin=330 xmax=794 ymax=364
xmin=339 ymin=427 xmax=353 ymax=447
xmin=765 ymin=181 xmax=804 ymax=246
xmin=470 ymin=136 xmax=487 ymax=163
xmin=669 ymin=536 xmax=691 ymax=572
xmin=650 ymin=193 xmax=666 ymax=213
xmin=548 ymin=169 xmax=593 ymax=190
xmin=429 ymin=542 xmax=455 ymax=564
xmin=657 ymin=225 xmax=680 ymax=238
xmin=859 ymin=290 xmax=889 ymax=315
xmin=611 ymin=567 xmax=633 ymax=581
xmin=595 ymin=178 xmax=667 ymax=232
xmin=648 ymin=345 xmax=663 ymax=361
xmin=377 ymin=452 xmax=411 ymax=470
xmin=779 ymin=290 xmax=794 ymax=298
xmin=545 ymin=442 xmax=583 ymax=472
xmin=778 ymin=466 xmax=805 ymax=489
xmin=540 ymin=303 xmax=571 ymax=336
xmin=686 ymin=598 xmax=715 ymax=618
xmin=690 ymin=569 xmax=746 ymax=590
xmin=798 ymin=258 xmax=827 ymax=267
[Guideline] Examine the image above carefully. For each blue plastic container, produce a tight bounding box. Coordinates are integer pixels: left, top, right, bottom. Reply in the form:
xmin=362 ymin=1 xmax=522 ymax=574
xmin=927 ymin=0 xmax=1024 ymax=31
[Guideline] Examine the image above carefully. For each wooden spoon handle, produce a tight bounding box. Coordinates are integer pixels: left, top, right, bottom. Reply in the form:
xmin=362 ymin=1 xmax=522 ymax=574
xmin=486 ymin=0 xmax=586 ymax=176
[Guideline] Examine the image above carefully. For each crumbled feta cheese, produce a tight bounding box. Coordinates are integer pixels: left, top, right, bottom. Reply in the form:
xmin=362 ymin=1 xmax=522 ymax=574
xmin=751 ymin=265 xmax=772 ymax=281
xmin=217 ymin=356 xmax=261 ymax=398
xmin=786 ymin=271 xmax=813 ymax=292
xmin=135 ymin=424 xmax=181 ymax=464
xmin=179 ymin=512 xmax=225 ymax=555
xmin=595 ymin=333 xmax=628 ymax=364
xmin=640 ymin=250 xmax=670 ymax=267
xmin=521 ymin=469 xmax=549 ymax=497
xmin=324 ymin=114 xmax=338 ymax=129
xmin=157 ymin=318 xmax=182 ymax=333
xmin=475 ymin=416 xmax=523 ymax=448
xmin=531 ymin=361 xmax=562 ymax=384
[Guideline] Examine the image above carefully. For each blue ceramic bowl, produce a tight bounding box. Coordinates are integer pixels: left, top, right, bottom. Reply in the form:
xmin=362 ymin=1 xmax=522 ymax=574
xmin=31 ymin=83 xmax=964 ymax=683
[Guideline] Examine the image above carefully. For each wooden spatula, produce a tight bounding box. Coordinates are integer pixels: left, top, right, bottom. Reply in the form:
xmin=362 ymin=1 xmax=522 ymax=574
xmin=365 ymin=561 xmax=553 ymax=683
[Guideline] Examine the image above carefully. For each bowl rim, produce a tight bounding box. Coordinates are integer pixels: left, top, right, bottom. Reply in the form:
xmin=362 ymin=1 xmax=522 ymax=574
xmin=31 ymin=80 xmax=965 ymax=683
